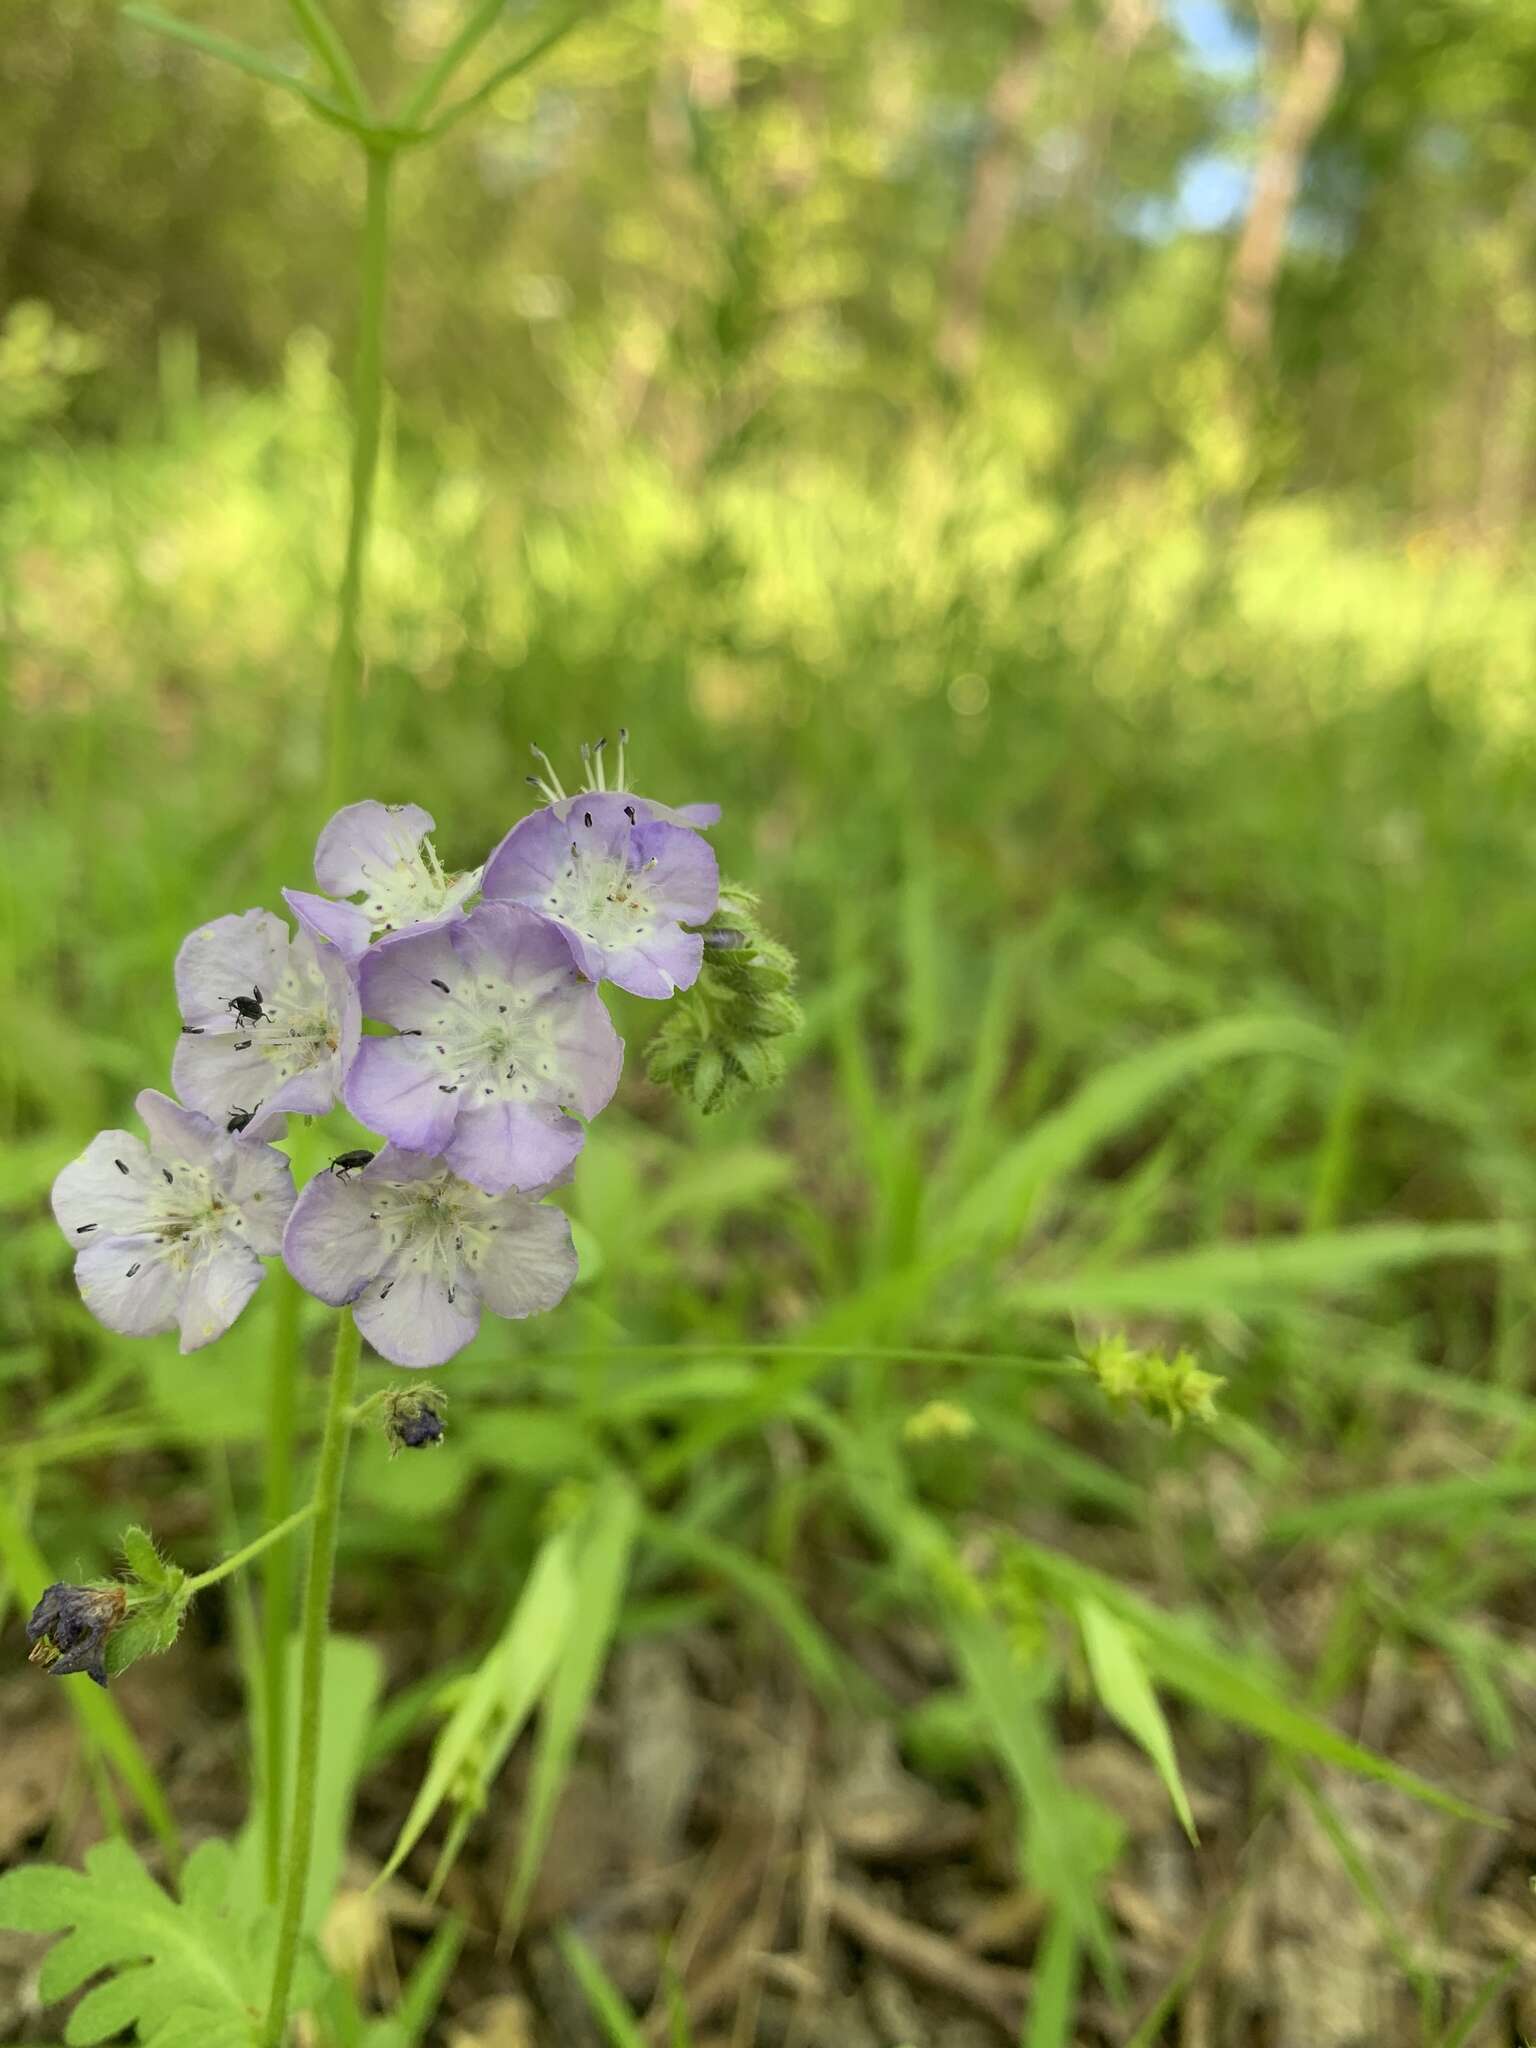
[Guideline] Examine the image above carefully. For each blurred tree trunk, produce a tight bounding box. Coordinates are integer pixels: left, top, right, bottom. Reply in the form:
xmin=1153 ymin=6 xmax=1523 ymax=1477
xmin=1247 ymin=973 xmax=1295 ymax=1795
xmin=1224 ymin=0 xmax=1358 ymax=361
xmin=935 ymin=0 xmax=1069 ymax=385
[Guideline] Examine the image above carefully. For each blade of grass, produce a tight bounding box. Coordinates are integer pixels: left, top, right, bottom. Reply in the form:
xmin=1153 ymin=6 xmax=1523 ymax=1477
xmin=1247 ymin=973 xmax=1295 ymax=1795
xmin=1006 ymin=1221 xmax=1522 ymax=1316
xmin=377 ymin=1521 xmax=579 ymax=1885
xmin=502 ymin=1477 xmax=640 ymax=1943
xmin=556 ymin=1924 xmax=649 ymax=2048
xmin=1077 ymin=1595 xmax=1197 ymax=1843
xmin=639 ymin=1510 xmax=862 ymax=1707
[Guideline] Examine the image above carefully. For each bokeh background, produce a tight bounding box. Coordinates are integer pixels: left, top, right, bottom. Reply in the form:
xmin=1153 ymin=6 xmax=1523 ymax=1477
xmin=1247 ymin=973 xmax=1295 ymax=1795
xmin=6 ymin=1 xmax=1536 ymax=2043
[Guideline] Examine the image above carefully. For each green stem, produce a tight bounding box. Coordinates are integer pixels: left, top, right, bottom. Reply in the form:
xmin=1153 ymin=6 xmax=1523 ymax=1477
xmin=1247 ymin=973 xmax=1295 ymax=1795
xmin=260 ymin=1267 xmax=304 ymax=1902
xmin=185 ymin=1503 xmax=317 ymax=1597
xmin=286 ymin=0 xmax=373 ymax=120
xmin=260 ymin=1311 xmax=362 ymax=2048
xmin=397 ymin=0 xmax=506 ymax=127
xmin=325 ymin=147 xmax=394 ymax=816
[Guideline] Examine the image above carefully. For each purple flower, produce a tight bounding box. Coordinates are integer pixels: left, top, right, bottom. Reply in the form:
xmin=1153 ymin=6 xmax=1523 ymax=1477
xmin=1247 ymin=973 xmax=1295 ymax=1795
xmin=285 ymin=800 xmax=482 ymax=957
xmin=282 ymin=1146 xmax=578 ymax=1369
xmin=51 ymin=1090 xmax=295 ymax=1353
xmin=482 ymin=791 xmax=719 ymax=999
xmin=344 ymin=902 xmax=622 ymax=1194
xmin=26 ymin=1583 xmax=126 ymax=1689
xmin=172 ymin=908 xmax=360 ymax=1133
xmin=524 ymin=730 xmax=720 ymax=831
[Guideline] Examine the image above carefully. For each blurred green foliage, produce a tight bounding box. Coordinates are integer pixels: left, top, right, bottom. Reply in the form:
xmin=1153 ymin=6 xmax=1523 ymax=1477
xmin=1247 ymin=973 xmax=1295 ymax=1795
xmin=6 ymin=1 xmax=1536 ymax=2040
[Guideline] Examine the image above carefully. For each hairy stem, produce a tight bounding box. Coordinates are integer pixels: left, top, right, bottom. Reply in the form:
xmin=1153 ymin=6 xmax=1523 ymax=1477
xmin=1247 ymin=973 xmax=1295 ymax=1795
xmin=260 ymin=1310 xmax=362 ymax=2048
xmin=260 ymin=1268 xmax=304 ymax=1901
xmin=326 ymin=147 xmax=394 ymax=815
xmin=186 ymin=1502 xmax=317 ymax=1597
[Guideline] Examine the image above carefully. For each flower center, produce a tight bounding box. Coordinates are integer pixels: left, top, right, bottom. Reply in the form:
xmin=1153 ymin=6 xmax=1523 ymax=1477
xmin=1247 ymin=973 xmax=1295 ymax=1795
xmin=235 ymin=956 xmax=339 ymax=1084
xmin=412 ymin=976 xmax=578 ymax=1108
xmin=368 ymin=1175 xmax=502 ymax=1303
xmin=543 ymin=837 xmax=657 ymax=953
xmin=141 ymin=1161 xmax=250 ymax=1272
xmin=352 ymin=835 xmax=462 ymax=935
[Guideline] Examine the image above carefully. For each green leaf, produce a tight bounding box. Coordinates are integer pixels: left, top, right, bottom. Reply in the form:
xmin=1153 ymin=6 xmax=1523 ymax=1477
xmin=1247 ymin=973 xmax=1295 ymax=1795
xmin=502 ymin=1476 xmax=640 ymax=1940
xmin=1008 ymin=1222 xmax=1523 ymax=1315
xmin=378 ymin=1523 xmax=580 ymax=1886
xmin=1076 ymin=1596 xmax=1197 ymax=1843
xmin=120 ymin=1524 xmax=181 ymax=1595
xmin=936 ymin=1015 xmax=1337 ymax=1257
xmin=0 ymin=1837 xmax=269 ymax=2047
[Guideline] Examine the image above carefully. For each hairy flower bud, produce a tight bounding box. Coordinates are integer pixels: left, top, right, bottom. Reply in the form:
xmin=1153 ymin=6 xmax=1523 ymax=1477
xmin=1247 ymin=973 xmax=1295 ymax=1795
xmin=644 ymin=883 xmax=802 ymax=1114
xmin=382 ymin=1385 xmax=448 ymax=1457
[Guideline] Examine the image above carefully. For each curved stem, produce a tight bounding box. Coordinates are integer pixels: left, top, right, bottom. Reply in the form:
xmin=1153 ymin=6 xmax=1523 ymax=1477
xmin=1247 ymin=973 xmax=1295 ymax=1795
xmin=185 ymin=1502 xmax=317 ymax=1597
xmin=326 ymin=147 xmax=394 ymax=816
xmin=260 ymin=1311 xmax=362 ymax=2048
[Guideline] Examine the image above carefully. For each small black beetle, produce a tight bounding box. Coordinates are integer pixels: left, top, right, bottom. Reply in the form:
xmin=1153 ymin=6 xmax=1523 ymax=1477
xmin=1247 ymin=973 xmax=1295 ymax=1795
xmin=329 ymin=1149 xmax=376 ymax=1180
xmin=224 ymin=985 xmax=268 ymax=1027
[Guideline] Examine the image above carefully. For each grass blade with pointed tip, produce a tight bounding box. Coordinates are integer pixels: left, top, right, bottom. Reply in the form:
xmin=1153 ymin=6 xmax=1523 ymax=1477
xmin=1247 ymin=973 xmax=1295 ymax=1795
xmin=935 ymin=1015 xmax=1338 ymax=1258
xmin=1077 ymin=1595 xmax=1197 ymax=1843
xmin=501 ymin=1476 xmax=640 ymax=1943
xmin=377 ymin=1522 xmax=579 ymax=1886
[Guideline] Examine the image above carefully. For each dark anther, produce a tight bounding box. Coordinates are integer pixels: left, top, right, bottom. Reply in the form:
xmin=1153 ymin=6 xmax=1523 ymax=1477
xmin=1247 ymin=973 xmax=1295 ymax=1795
xmin=126 ymin=1263 xmax=140 ymax=1278
xmin=181 ymin=1025 xmax=204 ymax=1035
xmin=624 ymin=805 xmax=636 ymax=823
xmin=235 ymin=1039 xmax=252 ymax=1051
xmin=379 ymin=1281 xmax=394 ymax=1299
xmin=438 ymin=1084 xmax=458 ymax=1094
xmin=163 ymin=1168 xmax=174 ymax=1184
xmin=26 ymin=1582 xmax=127 ymax=1689
xmin=430 ymin=978 xmax=450 ymax=993
xmin=398 ymin=1028 xmax=422 ymax=1036
xmin=77 ymin=1222 xmax=97 ymax=1234
xmin=584 ymin=811 xmax=592 ymax=827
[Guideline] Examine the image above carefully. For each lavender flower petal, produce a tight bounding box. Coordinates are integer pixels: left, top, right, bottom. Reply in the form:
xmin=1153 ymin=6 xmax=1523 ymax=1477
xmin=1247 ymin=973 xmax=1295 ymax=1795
xmin=173 ymin=912 xmax=359 ymax=1127
xmin=52 ymin=1092 xmax=293 ymax=1352
xmin=348 ymin=904 xmax=621 ymax=1194
xmin=282 ymin=1145 xmax=577 ymax=1369
xmin=482 ymin=794 xmax=719 ymax=998
xmin=310 ymin=800 xmax=480 ymax=940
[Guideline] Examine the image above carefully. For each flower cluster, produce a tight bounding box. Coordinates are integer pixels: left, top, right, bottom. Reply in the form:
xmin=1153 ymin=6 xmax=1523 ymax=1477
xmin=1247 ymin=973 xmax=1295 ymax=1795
xmin=53 ymin=738 xmax=735 ymax=1371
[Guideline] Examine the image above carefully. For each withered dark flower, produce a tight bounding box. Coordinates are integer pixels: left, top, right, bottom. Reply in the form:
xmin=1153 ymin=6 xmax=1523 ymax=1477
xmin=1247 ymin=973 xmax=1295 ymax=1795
xmin=382 ymin=1385 xmax=448 ymax=1457
xmin=25 ymin=1582 xmax=127 ymax=1689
